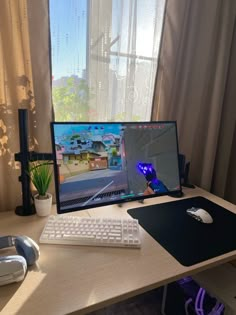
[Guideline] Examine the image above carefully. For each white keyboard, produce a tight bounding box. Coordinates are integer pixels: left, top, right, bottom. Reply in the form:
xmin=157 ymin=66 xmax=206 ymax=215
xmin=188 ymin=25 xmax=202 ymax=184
xmin=39 ymin=215 xmax=141 ymax=248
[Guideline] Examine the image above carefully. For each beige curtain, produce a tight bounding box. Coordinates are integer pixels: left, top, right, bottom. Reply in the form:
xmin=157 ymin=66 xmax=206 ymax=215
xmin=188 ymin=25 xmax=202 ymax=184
xmin=0 ymin=0 xmax=52 ymax=212
xmin=152 ymin=0 xmax=236 ymax=204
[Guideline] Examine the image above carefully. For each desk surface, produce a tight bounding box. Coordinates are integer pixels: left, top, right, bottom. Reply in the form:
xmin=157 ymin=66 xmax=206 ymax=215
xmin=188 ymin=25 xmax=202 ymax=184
xmin=0 ymin=187 xmax=236 ymax=315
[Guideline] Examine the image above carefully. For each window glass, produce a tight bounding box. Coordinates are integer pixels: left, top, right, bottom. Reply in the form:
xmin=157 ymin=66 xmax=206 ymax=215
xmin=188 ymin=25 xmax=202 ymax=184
xmin=50 ymin=0 xmax=166 ymax=122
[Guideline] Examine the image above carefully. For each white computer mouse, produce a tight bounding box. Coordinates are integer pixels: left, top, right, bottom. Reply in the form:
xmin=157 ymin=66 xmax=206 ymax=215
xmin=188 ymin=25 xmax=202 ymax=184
xmin=186 ymin=207 xmax=213 ymax=224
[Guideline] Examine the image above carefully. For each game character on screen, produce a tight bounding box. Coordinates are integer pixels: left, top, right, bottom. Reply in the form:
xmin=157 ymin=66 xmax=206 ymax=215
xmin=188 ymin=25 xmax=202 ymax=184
xmin=137 ymin=163 xmax=168 ymax=195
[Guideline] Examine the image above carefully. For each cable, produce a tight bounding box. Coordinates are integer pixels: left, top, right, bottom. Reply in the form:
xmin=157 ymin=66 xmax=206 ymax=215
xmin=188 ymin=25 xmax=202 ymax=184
xmin=184 ymin=298 xmax=193 ymax=315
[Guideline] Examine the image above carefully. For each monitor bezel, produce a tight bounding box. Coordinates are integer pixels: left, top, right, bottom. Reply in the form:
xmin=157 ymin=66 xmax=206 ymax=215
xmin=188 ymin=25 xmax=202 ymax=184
xmin=50 ymin=121 xmax=182 ymax=214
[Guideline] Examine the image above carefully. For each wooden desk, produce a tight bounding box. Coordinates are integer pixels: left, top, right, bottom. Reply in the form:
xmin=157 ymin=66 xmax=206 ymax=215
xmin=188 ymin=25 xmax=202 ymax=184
xmin=0 ymin=187 xmax=236 ymax=315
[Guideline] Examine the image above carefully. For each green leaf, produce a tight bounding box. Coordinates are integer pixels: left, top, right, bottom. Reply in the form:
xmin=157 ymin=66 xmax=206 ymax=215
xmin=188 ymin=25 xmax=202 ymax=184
xmin=29 ymin=162 xmax=53 ymax=197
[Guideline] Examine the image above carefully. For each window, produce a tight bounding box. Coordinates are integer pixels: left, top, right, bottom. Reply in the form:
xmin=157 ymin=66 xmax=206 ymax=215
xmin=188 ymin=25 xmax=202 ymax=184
xmin=50 ymin=0 xmax=166 ymax=122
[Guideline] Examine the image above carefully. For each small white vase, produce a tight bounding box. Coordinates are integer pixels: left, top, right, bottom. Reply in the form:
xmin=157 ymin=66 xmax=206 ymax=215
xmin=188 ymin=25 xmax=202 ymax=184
xmin=34 ymin=193 xmax=52 ymax=217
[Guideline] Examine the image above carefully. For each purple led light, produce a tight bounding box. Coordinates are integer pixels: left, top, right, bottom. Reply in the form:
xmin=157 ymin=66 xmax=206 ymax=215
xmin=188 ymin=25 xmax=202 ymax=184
xmin=195 ymin=288 xmax=205 ymax=315
xmin=200 ymin=289 xmax=205 ymax=313
xmin=216 ymin=304 xmax=224 ymax=314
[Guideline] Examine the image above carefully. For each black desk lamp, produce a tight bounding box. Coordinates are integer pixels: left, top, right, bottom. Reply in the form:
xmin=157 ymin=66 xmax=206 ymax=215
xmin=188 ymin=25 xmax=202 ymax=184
xmin=14 ymin=109 xmax=53 ymax=216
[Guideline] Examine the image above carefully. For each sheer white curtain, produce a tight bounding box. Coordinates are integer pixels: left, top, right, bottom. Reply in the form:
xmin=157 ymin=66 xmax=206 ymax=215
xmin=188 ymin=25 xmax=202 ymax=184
xmin=50 ymin=0 xmax=165 ymax=122
xmin=88 ymin=0 xmax=165 ymax=121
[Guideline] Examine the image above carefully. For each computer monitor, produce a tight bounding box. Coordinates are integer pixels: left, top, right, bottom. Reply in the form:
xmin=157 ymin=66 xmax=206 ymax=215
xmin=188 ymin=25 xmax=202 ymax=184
xmin=51 ymin=121 xmax=181 ymax=214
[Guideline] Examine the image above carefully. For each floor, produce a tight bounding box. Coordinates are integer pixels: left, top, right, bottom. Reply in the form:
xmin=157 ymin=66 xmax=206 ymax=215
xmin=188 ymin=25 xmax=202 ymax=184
xmin=89 ymin=288 xmax=163 ymax=315
xmin=88 ymin=279 xmax=225 ymax=315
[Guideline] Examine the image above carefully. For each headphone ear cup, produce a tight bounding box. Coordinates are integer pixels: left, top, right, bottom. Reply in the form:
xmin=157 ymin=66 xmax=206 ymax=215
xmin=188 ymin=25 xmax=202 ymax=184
xmin=15 ymin=236 xmax=40 ymax=266
xmin=0 ymin=255 xmax=27 ymax=286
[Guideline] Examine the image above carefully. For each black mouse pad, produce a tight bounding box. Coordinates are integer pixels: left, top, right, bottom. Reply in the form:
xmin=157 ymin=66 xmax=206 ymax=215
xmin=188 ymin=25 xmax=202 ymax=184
xmin=127 ymin=196 xmax=236 ymax=266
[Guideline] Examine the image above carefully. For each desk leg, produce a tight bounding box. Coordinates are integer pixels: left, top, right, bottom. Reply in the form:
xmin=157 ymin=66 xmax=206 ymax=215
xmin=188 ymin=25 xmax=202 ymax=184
xmin=161 ymin=284 xmax=168 ymax=315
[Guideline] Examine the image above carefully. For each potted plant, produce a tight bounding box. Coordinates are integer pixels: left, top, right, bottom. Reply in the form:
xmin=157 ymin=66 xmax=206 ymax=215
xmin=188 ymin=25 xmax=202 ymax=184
xmin=29 ymin=161 xmax=53 ymax=216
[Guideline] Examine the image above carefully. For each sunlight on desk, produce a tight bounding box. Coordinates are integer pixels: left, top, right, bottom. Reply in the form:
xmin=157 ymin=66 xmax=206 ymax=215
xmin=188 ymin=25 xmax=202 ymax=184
xmin=0 ymin=188 xmax=236 ymax=315
xmin=1 ymin=271 xmax=46 ymax=315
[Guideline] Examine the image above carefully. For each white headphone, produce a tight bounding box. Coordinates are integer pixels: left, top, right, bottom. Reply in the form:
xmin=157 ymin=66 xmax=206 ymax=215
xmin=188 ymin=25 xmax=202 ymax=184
xmin=0 ymin=235 xmax=40 ymax=286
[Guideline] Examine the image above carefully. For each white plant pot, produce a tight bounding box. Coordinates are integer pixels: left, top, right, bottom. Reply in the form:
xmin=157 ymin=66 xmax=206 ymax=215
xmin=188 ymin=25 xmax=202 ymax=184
xmin=34 ymin=193 xmax=52 ymax=217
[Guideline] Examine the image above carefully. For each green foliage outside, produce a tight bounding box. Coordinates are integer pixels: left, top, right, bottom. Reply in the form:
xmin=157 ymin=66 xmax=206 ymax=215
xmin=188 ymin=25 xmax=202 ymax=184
xmin=111 ymin=148 xmax=117 ymax=156
xmin=52 ymin=76 xmax=145 ymax=122
xmin=52 ymin=77 xmax=91 ymax=121
xmin=109 ymin=112 xmax=141 ymax=122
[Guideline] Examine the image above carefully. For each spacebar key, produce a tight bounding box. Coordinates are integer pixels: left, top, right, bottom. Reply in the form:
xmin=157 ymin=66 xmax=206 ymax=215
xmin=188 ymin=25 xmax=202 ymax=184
xmin=63 ymin=235 xmax=95 ymax=241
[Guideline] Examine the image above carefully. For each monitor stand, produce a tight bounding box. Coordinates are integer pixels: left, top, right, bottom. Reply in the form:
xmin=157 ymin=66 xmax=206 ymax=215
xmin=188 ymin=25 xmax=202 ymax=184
xmin=169 ymin=191 xmax=184 ymax=198
xmin=118 ymin=199 xmax=144 ymax=207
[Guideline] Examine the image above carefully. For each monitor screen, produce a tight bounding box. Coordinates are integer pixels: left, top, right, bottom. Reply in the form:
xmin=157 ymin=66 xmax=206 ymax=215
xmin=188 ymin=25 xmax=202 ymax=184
xmin=51 ymin=122 xmax=181 ymax=213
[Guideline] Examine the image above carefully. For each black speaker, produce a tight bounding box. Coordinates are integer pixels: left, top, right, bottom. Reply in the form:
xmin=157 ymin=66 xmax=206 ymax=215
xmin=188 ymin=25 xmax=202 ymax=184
xmin=178 ymin=154 xmax=195 ymax=189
